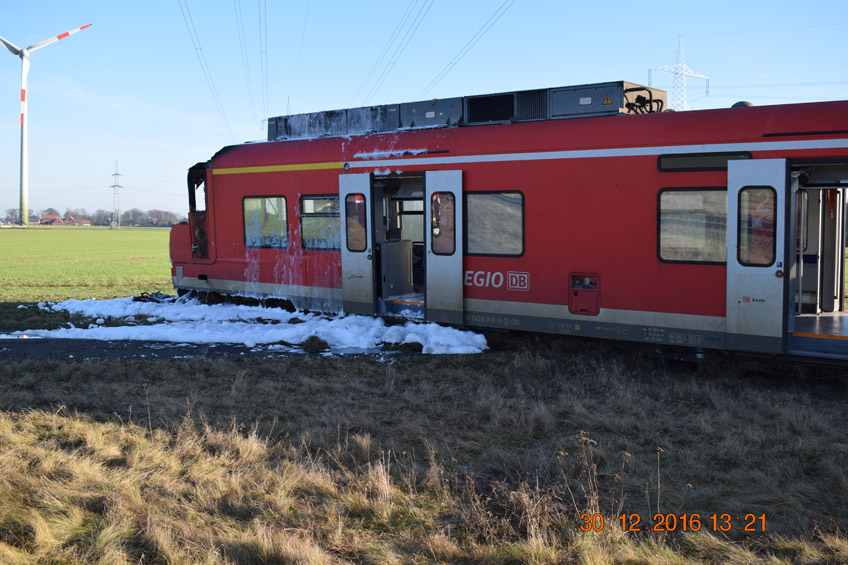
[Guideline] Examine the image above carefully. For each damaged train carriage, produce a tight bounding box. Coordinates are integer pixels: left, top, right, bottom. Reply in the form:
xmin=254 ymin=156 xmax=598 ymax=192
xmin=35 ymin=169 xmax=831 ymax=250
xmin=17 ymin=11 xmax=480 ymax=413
xmin=170 ymin=81 xmax=848 ymax=361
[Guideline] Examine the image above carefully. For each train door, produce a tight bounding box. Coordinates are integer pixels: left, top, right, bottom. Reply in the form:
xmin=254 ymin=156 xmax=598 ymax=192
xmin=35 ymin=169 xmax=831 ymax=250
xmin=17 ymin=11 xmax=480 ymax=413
xmin=425 ymin=170 xmax=464 ymax=324
xmin=726 ymin=159 xmax=787 ymax=353
xmin=339 ymin=171 xmax=464 ymax=324
xmin=188 ymin=162 xmax=215 ymax=263
xmin=339 ymin=173 xmax=375 ymax=315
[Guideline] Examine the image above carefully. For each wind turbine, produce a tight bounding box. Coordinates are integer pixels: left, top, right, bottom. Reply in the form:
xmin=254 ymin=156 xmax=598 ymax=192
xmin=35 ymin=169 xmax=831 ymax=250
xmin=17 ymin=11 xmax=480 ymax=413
xmin=0 ymin=24 xmax=91 ymax=226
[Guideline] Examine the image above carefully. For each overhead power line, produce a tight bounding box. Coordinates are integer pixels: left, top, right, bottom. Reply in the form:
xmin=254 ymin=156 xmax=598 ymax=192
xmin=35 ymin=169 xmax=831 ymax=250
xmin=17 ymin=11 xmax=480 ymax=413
xmin=122 ymin=186 xmax=183 ymax=196
xmin=176 ymin=0 xmax=236 ymax=142
xmin=121 ymin=174 xmax=179 ymax=185
xmin=363 ymin=0 xmax=435 ymax=105
xmin=234 ymin=0 xmax=259 ymax=128
xmin=686 ymin=21 xmax=848 ymax=37
xmin=416 ymin=0 xmax=515 ymax=100
xmin=708 ymin=81 xmax=848 ymax=89
xmin=32 ymin=185 xmax=181 ymax=196
xmin=348 ymin=0 xmax=419 ymax=107
xmin=258 ymin=0 xmax=269 ymax=121
xmin=287 ymin=0 xmax=311 ymax=107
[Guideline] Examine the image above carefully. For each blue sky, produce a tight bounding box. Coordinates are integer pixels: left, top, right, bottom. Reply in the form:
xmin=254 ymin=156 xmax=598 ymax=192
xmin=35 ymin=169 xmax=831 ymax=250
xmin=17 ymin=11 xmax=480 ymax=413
xmin=0 ymin=0 xmax=845 ymax=217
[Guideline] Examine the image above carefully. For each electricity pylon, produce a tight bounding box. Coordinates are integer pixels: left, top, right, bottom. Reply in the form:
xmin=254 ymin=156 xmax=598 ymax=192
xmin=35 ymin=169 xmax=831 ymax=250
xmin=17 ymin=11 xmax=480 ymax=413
xmin=649 ymin=36 xmax=709 ymax=111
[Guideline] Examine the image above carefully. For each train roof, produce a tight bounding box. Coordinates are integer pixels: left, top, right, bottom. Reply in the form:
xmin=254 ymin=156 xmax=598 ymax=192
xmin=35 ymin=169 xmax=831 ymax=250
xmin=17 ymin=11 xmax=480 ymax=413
xmin=267 ymin=81 xmax=667 ymax=142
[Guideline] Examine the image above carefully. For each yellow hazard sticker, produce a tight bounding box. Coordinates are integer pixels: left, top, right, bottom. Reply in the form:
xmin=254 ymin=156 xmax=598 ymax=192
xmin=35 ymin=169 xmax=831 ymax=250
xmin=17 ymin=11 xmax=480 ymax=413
xmin=602 ymin=94 xmax=613 ymax=105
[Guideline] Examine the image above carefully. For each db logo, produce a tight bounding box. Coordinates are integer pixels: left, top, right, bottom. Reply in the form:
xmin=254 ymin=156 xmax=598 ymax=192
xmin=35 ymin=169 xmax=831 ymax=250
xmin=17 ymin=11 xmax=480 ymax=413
xmin=507 ymin=271 xmax=529 ymax=291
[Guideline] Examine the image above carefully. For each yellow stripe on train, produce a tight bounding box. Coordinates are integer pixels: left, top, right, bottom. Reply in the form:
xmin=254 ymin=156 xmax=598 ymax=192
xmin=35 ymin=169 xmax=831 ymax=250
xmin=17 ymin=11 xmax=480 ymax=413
xmin=212 ymin=162 xmax=345 ymax=175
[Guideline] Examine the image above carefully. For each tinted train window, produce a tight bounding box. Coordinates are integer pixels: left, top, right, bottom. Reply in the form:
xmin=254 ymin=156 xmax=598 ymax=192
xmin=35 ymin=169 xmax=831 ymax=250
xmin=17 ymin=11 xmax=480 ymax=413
xmin=431 ymin=192 xmax=456 ymax=255
xmin=345 ymin=193 xmax=367 ymax=252
xmin=243 ymin=196 xmax=288 ymax=248
xmin=301 ymin=196 xmax=341 ymax=250
xmin=466 ymin=192 xmax=524 ymax=256
xmin=738 ymin=186 xmax=776 ymax=266
xmin=658 ymin=189 xmax=726 ymax=263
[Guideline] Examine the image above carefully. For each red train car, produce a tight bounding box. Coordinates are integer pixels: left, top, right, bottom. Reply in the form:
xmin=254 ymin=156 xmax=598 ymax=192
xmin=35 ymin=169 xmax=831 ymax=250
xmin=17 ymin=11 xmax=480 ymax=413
xmin=169 ymin=81 xmax=848 ymax=361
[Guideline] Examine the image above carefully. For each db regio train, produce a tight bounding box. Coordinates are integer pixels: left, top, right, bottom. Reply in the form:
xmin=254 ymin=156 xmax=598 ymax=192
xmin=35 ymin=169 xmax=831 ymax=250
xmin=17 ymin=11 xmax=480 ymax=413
xmin=169 ymin=81 xmax=848 ymax=361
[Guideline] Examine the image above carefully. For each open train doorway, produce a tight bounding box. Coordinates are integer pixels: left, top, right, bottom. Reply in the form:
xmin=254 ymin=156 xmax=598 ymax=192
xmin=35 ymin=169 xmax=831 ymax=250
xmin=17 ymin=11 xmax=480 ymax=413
xmin=339 ymin=171 xmax=464 ymax=324
xmin=787 ymin=161 xmax=848 ymax=358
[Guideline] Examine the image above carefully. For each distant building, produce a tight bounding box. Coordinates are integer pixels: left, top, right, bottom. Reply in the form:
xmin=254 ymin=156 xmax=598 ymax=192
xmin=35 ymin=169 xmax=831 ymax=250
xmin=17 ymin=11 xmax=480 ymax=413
xmin=39 ymin=214 xmax=64 ymax=225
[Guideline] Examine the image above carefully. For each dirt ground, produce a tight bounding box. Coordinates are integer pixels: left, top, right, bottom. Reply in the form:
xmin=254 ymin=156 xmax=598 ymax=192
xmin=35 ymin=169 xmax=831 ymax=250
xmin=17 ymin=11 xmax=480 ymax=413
xmin=0 ymin=339 xmax=303 ymax=361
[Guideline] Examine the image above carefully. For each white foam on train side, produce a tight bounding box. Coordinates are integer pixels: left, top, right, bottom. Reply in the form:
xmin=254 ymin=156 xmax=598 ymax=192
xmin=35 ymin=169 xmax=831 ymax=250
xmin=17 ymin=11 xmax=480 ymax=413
xmin=18 ymin=297 xmax=487 ymax=355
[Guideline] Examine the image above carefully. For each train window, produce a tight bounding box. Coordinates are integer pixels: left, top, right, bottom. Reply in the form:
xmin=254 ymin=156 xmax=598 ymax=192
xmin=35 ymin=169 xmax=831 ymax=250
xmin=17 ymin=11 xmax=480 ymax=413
xmin=243 ymin=197 xmax=288 ymax=248
xmin=431 ymin=192 xmax=455 ymax=255
xmin=345 ymin=194 xmax=367 ymax=252
xmin=466 ymin=192 xmax=524 ymax=256
xmin=658 ymin=188 xmax=726 ymax=263
xmin=658 ymin=152 xmax=751 ymax=172
xmin=398 ymin=199 xmax=424 ymax=242
xmin=300 ymin=196 xmax=341 ymax=250
xmin=738 ymin=186 xmax=776 ymax=266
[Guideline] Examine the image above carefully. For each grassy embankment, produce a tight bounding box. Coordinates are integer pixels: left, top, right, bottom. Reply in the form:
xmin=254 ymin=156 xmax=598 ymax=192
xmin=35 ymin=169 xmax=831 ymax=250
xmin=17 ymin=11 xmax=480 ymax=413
xmin=0 ymin=224 xmax=846 ymax=562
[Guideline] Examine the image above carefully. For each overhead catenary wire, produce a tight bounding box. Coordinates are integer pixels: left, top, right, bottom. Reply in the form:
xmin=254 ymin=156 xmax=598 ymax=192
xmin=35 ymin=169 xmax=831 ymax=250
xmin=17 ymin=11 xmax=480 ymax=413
xmin=287 ymin=0 xmax=311 ymax=109
xmin=258 ymin=0 xmax=269 ymax=121
xmin=122 ymin=186 xmax=183 ymax=196
xmin=416 ymin=0 xmax=515 ymax=100
xmin=176 ymin=0 xmax=237 ymax=142
xmin=122 ymin=174 xmax=181 ymax=185
xmin=234 ymin=0 xmax=259 ymax=128
xmin=30 ymin=185 xmax=181 ymax=196
xmin=363 ymin=0 xmax=435 ymax=105
xmin=348 ymin=0 xmax=419 ymax=107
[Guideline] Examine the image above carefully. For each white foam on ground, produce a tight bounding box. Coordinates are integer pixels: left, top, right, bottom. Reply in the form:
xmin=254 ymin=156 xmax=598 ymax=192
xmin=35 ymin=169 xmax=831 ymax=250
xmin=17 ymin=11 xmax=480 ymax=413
xmin=14 ymin=297 xmax=487 ymax=355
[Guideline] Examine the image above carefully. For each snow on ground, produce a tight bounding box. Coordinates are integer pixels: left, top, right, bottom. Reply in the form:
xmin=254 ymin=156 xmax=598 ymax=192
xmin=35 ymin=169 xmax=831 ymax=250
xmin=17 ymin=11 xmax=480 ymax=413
xmin=9 ymin=297 xmax=487 ymax=355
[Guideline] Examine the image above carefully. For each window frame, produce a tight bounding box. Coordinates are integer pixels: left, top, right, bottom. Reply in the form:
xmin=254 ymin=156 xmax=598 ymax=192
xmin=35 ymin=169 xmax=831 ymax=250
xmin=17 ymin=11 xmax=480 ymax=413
xmin=737 ymin=185 xmax=777 ymax=267
xmin=242 ymin=195 xmax=289 ymax=249
xmin=656 ymin=187 xmax=727 ymax=265
xmin=430 ymin=191 xmax=456 ymax=256
xmin=396 ymin=198 xmax=424 ymax=243
xmin=299 ymin=194 xmax=341 ymax=251
xmin=344 ymin=193 xmax=368 ymax=253
xmin=463 ymin=190 xmax=526 ymax=258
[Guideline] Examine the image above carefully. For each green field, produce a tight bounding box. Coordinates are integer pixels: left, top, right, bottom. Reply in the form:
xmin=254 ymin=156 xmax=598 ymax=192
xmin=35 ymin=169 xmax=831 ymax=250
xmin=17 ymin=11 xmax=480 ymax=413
xmin=0 ymin=226 xmax=172 ymax=302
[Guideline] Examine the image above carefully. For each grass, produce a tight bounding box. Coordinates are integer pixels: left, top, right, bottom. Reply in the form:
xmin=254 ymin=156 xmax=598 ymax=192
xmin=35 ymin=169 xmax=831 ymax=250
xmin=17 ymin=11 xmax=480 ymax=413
xmin=0 ymin=224 xmax=847 ymax=561
xmin=0 ymin=226 xmax=172 ymax=302
xmin=0 ymin=343 xmax=846 ymax=562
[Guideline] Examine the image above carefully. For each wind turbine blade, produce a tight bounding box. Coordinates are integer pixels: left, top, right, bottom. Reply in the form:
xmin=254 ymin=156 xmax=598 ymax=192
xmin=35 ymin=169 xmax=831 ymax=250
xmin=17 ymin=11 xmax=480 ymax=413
xmin=0 ymin=34 xmax=22 ymax=55
xmin=26 ymin=24 xmax=91 ymax=53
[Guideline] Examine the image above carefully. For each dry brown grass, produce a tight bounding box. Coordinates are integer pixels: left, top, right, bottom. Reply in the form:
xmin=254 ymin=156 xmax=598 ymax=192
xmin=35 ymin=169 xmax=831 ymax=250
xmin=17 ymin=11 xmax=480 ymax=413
xmin=0 ymin=337 xmax=846 ymax=562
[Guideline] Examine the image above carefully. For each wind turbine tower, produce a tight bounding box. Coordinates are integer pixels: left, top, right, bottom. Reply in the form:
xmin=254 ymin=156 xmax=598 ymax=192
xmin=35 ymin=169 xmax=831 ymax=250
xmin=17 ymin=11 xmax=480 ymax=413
xmin=649 ymin=36 xmax=709 ymax=111
xmin=0 ymin=24 xmax=91 ymax=226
